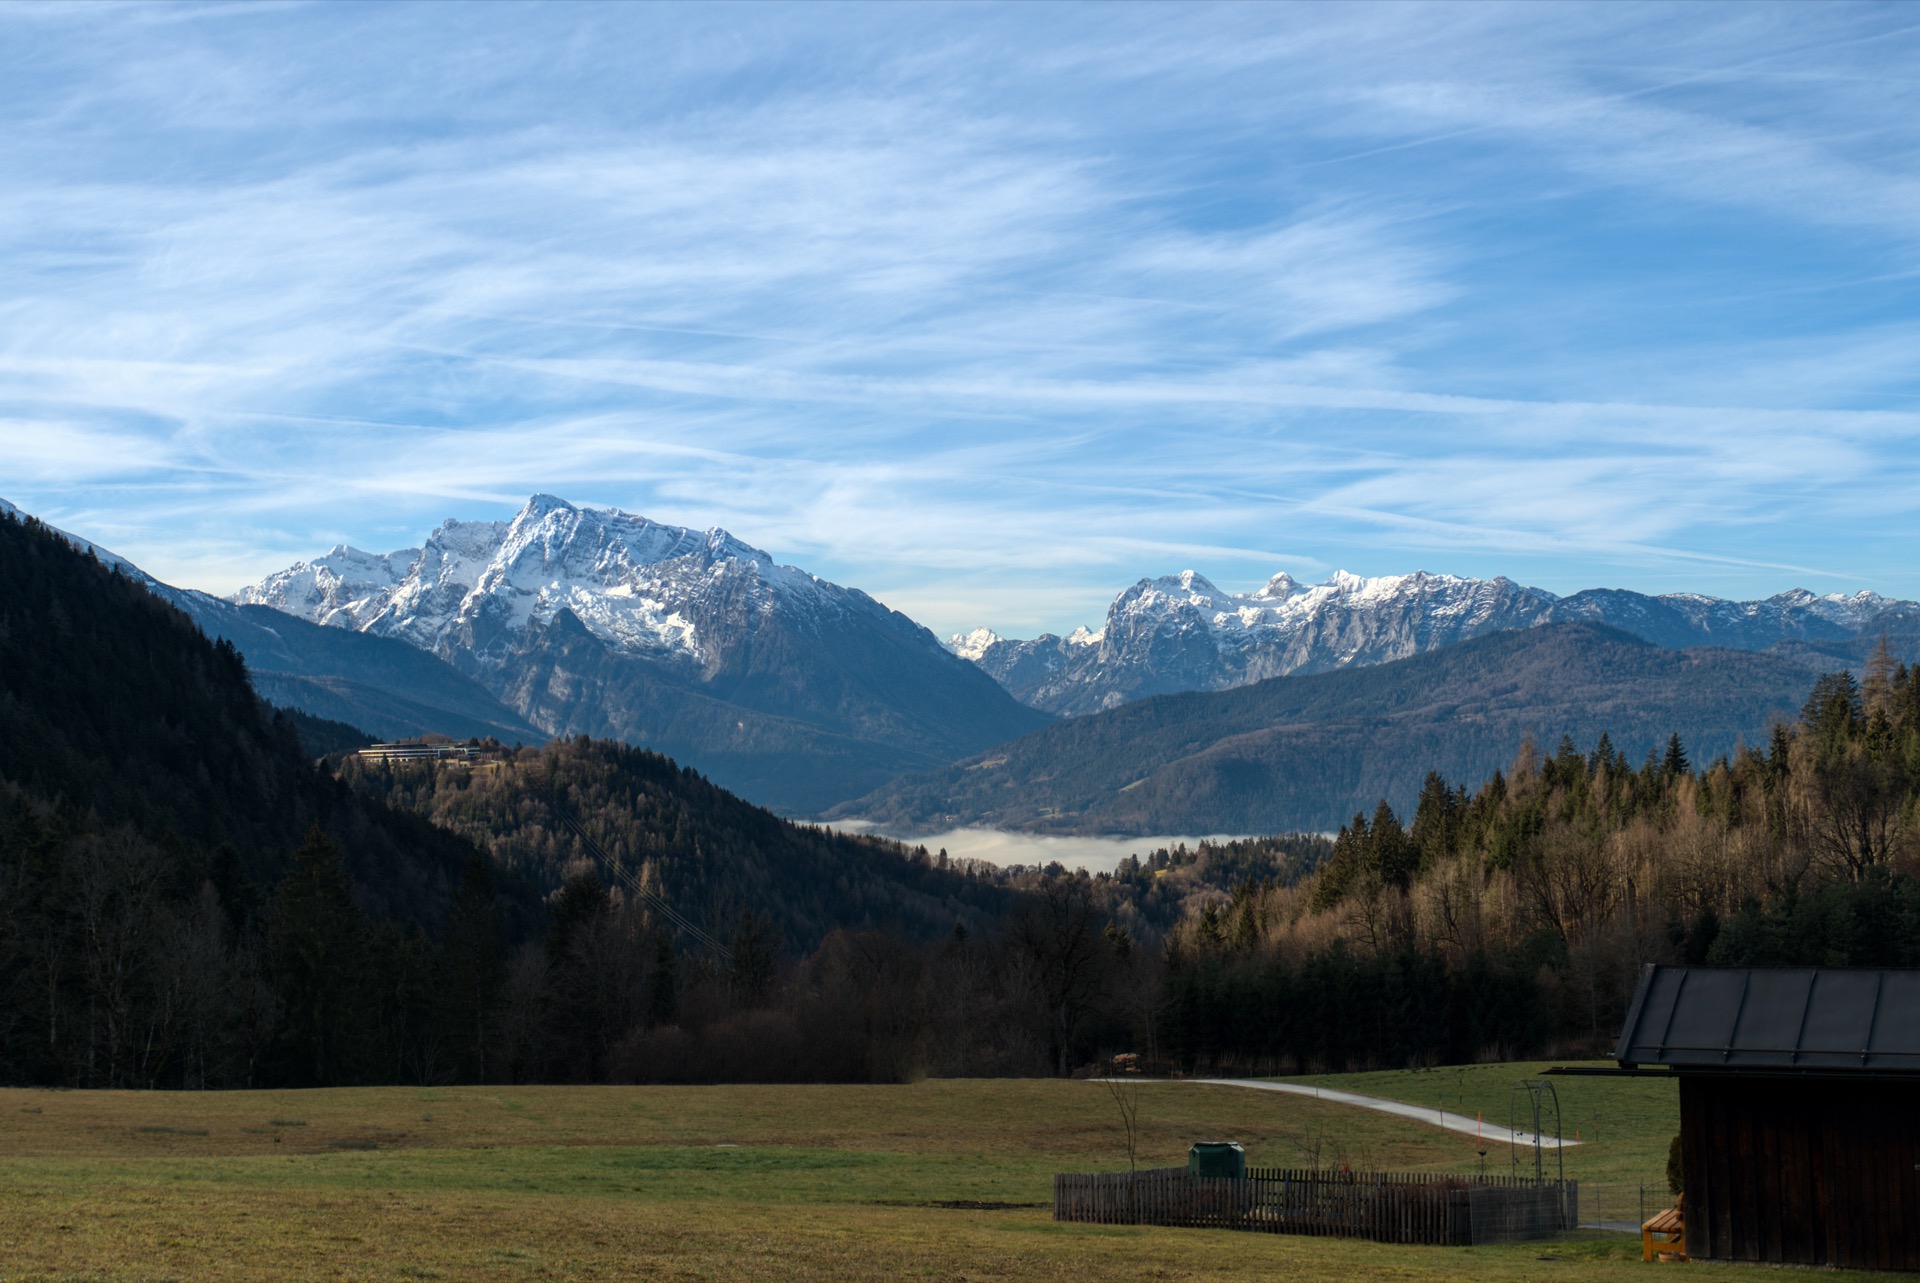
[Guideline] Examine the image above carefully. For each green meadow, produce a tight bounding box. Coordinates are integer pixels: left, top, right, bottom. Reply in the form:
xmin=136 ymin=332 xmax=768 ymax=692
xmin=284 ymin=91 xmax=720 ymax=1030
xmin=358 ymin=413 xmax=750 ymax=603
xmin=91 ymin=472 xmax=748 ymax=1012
xmin=1271 ymin=1061 xmax=1681 ymax=1186
xmin=0 ymin=1067 xmax=1860 ymax=1281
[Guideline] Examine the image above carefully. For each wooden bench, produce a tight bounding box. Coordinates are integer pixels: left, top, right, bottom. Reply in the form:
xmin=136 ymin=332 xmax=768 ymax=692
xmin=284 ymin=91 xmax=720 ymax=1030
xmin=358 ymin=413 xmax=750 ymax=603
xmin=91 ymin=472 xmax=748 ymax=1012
xmin=1642 ymin=1196 xmax=1686 ymax=1262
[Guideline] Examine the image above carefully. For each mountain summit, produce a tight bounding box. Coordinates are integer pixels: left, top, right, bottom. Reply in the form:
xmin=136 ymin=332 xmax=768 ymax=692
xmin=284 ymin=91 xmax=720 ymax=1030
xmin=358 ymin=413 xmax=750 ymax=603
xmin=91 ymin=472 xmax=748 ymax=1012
xmin=953 ymin=568 xmax=1912 ymax=715
xmin=242 ymin=494 xmax=805 ymax=666
xmin=238 ymin=496 xmax=1048 ymax=812
xmin=956 ymin=569 xmax=1554 ymax=714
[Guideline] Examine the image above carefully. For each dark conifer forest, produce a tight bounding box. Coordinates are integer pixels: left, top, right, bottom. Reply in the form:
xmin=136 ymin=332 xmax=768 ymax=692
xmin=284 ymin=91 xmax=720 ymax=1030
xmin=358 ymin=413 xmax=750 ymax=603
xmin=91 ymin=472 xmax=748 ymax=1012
xmin=0 ymin=511 xmax=526 ymax=1086
xmin=7 ymin=504 xmax=1920 ymax=1088
xmin=338 ymin=737 xmax=1019 ymax=949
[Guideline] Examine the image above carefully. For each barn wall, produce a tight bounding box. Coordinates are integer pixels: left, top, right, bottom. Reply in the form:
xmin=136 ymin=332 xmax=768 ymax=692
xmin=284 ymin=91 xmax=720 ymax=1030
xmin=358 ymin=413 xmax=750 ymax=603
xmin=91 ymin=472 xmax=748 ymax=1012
xmin=1680 ymin=1075 xmax=1920 ymax=1270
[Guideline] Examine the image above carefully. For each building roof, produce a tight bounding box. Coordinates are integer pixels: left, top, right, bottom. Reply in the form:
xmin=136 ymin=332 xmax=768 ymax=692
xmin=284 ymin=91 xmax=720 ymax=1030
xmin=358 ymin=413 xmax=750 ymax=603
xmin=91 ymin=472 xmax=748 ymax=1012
xmin=1615 ymin=964 xmax=1920 ymax=1074
xmin=357 ymin=741 xmax=491 ymax=762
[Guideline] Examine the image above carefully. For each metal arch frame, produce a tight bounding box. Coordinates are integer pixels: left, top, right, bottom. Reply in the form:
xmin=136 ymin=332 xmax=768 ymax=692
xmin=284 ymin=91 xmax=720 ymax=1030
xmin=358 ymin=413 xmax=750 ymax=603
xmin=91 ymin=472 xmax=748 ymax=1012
xmin=1507 ymin=1078 xmax=1565 ymax=1188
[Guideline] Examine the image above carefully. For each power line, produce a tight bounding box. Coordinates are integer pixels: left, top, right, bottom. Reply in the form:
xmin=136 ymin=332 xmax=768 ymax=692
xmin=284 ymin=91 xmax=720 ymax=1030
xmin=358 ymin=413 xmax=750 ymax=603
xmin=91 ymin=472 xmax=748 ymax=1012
xmin=545 ymin=787 xmax=733 ymax=962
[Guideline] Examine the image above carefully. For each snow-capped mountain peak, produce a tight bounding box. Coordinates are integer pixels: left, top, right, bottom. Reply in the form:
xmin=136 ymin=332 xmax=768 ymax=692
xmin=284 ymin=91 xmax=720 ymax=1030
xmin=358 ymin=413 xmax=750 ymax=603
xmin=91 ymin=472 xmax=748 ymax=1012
xmin=240 ymin=542 xmax=424 ymax=632
xmin=953 ymin=564 xmax=1915 ymax=717
xmin=1325 ymin=569 xmax=1370 ymax=594
xmin=231 ymin=494 xmax=1049 ymax=811
xmin=1801 ymin=588 xmax=1891 ymax=629
xmin=947 ymin=627 xmax=1004 ymax=662
xmin=1168 ymin=569 xmax=1217 ymax=594
xmin=236 ymin=494 xmax=889 ymax=674
xmin=1255 ymin=572 xmax=1304 ymax=600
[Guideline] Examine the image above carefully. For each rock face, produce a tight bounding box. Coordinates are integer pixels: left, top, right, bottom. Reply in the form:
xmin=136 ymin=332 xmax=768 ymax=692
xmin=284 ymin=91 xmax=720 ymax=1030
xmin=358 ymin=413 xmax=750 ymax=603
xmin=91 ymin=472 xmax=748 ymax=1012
xmin=851 ymin=623 xmax=1845 ymax=837
xmin=237 ymin=495 xmax=1049 ymax=812
xmin=1542 ymin=587 xmax=1897 ymax=650
xmin=956 ymin=569 xmax=1909 ymax=715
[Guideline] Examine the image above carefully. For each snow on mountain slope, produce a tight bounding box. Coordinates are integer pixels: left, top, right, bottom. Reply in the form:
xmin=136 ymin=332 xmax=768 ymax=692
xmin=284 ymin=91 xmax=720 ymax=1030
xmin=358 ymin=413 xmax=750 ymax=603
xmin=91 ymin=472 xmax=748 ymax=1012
xmin=953 ymin=567 xmax=1914 ymax=716
xmin=948 ymin=627 xmax=1004 ymax=663
xmin=239 ymin=494 xmax=881 ymax=672
xmin=236 ymin=495 xmax=1049 ymax=812
xmin=0 ymin=497 xmax=161 ymax=587
xmin=240 ymin=543 xmax=424 ymax=632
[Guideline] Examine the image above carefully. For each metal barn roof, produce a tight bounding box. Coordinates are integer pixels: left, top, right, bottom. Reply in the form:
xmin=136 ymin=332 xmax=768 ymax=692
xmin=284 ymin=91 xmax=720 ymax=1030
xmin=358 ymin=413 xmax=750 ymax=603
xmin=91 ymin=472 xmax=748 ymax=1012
xmin=1615 ymin=964 xmax=1920 ymax=1073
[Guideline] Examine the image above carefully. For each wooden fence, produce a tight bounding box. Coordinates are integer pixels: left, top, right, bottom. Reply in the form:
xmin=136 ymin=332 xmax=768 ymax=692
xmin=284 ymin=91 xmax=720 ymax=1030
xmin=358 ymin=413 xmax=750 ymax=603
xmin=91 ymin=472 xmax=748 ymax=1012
xmin=1053 ymin=1166 xmax=1576 ymax=1246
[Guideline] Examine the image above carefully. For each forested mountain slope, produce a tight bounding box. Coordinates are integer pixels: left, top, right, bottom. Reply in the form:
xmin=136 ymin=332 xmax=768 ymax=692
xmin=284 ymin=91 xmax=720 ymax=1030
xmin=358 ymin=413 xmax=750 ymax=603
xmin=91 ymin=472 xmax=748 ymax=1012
xmin=1156 ymin=655 xmax=1920 ymax=1072
xmin=0 ymin=508 xmax=541 ymax=1089
xmin=0 ymin=495 xmax=544 ymax=745
xmin=846 ymin=623 xmax=1831 ymax=835
xmin=339 ymin=738 xmax=1017 ymax=953
xmin=0 ymin=508 xmax=1032 ymax=1090
xmin=0 ymin=509 xmax=486 ymax=917
xmin=179 ymin=597 xmax=545 ymax=745
xmin=17 ymin=494 xmax=1916 ymax=1086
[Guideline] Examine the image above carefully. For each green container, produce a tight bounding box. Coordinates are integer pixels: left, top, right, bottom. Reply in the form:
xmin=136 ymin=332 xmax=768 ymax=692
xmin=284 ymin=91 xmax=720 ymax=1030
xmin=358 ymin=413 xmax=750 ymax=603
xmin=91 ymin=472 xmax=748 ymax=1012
xmin=1187 ymin=1140 xmax=1245 ymax=1180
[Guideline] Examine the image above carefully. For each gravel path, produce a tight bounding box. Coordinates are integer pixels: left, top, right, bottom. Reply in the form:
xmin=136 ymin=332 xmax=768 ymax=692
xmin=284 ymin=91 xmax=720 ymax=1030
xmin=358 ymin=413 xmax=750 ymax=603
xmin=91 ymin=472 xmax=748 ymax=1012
xmin=1117 ymin=1077 xmax=1580 ymax=1148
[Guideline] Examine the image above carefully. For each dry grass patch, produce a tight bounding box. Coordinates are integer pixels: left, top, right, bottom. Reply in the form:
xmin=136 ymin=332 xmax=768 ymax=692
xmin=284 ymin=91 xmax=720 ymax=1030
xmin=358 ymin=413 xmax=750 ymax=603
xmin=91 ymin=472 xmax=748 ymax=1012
xmin=0 ymin=1074 xmax=1864 ymax=1282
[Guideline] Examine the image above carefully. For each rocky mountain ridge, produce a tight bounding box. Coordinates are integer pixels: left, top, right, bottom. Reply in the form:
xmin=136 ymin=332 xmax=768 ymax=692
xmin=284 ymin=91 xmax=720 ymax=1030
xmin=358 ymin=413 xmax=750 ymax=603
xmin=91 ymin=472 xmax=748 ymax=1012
xmin=854 ymin=622 xmax=1843 ymax=836
xmin=954 ymin=568 xmax=1910 ymax=715
xmin=236 ymin=495 xmax=1049 ymax=812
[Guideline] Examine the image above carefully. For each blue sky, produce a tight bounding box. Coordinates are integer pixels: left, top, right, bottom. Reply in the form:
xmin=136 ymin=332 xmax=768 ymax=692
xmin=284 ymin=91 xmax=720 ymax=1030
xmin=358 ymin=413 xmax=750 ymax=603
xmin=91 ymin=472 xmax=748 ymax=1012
xmin=4 ymin=1 xmax=1920 ymax=638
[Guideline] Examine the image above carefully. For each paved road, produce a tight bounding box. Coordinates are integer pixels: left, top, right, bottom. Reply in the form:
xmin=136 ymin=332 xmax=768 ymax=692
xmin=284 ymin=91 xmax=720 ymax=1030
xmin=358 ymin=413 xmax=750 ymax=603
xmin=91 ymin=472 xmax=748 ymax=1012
xmin=1113 ymin=1077 xmax=1580 ymax=1149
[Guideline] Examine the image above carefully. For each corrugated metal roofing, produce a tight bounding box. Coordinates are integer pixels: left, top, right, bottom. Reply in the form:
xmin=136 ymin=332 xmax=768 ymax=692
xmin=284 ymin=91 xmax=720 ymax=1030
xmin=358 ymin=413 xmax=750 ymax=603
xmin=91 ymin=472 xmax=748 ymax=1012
xmin=1615 ymin=965 xmax=1920 ymax=1073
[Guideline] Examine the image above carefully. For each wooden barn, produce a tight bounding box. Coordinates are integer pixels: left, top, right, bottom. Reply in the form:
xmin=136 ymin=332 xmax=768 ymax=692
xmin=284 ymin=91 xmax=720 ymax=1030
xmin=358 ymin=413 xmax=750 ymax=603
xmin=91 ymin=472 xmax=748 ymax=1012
xmin=1613 ymin=964 xmax=1920 ymax=1271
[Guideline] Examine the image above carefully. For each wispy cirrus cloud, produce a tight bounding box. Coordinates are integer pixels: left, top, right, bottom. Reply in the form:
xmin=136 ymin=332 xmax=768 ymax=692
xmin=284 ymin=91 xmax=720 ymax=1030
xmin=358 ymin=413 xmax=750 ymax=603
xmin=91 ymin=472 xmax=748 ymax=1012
xmin=3 ymin=2 xmax=1920 ymax=635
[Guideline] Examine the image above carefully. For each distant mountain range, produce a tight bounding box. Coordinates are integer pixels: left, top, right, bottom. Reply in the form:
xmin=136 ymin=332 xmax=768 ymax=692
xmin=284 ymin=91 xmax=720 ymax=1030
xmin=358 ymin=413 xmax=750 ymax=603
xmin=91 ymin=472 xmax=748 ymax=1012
xmin=13 ymin=492 xmax=1915 ymax=832
xmin=849 ymin=622 xmax=1846 ymax=836
xmin=234 ymin=495 xmax=1048 ymax=812
xmin=1 ymin=486 xmax=1042 ymax=1092
xmin=950 ymin=568 xmax=1917 ymax=715
xmin=2 ymin=496 xmax=1029 ymax=948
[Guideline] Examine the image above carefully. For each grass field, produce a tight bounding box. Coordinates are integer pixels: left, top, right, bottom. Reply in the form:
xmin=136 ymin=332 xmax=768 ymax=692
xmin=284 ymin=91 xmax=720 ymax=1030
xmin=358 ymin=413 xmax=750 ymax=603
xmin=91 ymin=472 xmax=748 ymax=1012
xmin=1270 ymin=1061 xmax=1681 ymax=1185
xmin=0 ymin=1067 xmax=1868 ymax=1281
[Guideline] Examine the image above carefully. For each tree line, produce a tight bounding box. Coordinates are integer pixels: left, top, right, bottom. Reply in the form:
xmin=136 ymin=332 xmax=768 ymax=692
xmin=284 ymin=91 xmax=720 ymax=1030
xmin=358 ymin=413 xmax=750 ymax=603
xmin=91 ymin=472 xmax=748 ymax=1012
xmin=10 ymin=504 xmax=1920 ymax=1086
xmin=10 ymin=643 xmax=1918 ymax=1086
xmin=1153 ymin=646 xmax=1920 ymax=1073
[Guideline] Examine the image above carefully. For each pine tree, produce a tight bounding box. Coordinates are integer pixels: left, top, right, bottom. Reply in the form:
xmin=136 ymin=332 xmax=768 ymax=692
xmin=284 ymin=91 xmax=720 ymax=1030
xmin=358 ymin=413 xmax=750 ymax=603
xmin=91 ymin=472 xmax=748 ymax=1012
xmin=1309 ymin=813 xmax=1369 ymax=912
xmin=1663 ymin=733 xmax=1690 ymax=779
xmin=434 ymin=854 xmax=506 ymax=1082
xmin=1408 ymin=772 xmax=1460 ymax=874
xmin=265 ymin=827 xmax=374 ymax=1087
xmin=1803 ymin=671 xmax=1862 ymax=755
xmin=729 ymin=911 xmax=778 ymax=1006
xmin=545 ymin=874 xmax=609 ymax=963
xmin=1588 ymin=732 xmax=1615 ymax=776
xmin=1371 ymin=800 xmax=1416 ymax=889
xmin=1864 ymin=635 xmax=1897 ymax=715
xmin=645 ymin=931 xmax=678 ymax=1027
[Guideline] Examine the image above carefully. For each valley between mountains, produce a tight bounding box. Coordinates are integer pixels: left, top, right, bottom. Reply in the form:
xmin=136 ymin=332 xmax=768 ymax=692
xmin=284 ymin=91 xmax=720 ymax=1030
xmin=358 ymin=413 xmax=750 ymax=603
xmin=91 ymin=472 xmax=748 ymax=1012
xmin=8 ymin=493 xmax=1920 ymax=1095
xmin=9 ymin=493 xmax=1916 ymax=836
xmin=219 ymin=494 xmax=1919 ymax=836
xmin=841 ymin=623 xmax=1844 ymax=835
